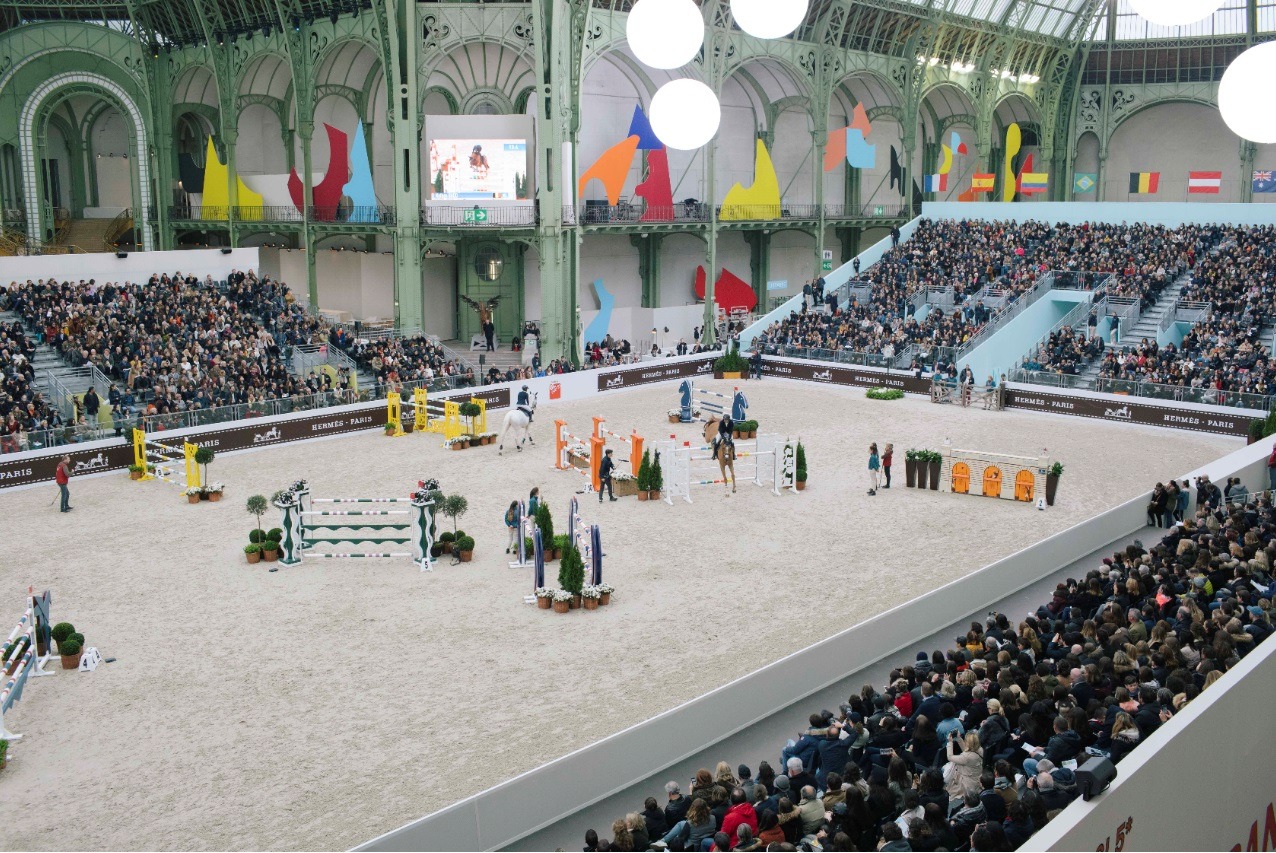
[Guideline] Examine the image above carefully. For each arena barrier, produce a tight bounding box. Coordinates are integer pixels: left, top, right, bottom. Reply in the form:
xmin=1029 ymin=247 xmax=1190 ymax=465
xmin=677 ymin=379 xmax=748 ymax=424
xmin=567 ymin=497 xmax=604 ymax=586
xmin=656 ymin=434 xmax=798 ymax=504
xmin=1 ymin=589 xmax=55 ymax=741
xmin=590 ymin=417 xmax=644 ymax=479
xmin=554 ymin=420 xmax=603 ymax=492
xmin=387 ymin=389 xmax=488 ymax=441
xmin=132 ymin=428 xmax=201 ymax=490
xmin=274 ymin=480 xmax=436 ymax=571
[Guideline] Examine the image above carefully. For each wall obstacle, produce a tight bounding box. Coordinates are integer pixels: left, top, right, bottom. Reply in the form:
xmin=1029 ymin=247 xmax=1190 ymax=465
xmin=275 ymin=480 xmax=437 ymax=570
xmin=941 ymin=448 xmax=1046 ymax=504
xmin=132 ymin=428 xmax=201 ymax=489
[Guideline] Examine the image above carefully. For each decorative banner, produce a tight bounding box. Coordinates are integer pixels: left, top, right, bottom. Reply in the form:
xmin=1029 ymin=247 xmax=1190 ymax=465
xmin=970 ymin=173 xmax=995 ymax=193
xmin=694 ymin=265 xmax=758 ymax=313
xmin=825 ymin=104 xmax=876 ymax=171
xmin=627 ymin=106 xmax=663 ymax=150
xmin=1188 ymin=170 xmax=1222 ymax=194
xmin=890 ymin=146 xmax=903 ymax=192
xmin=1073 ymin=173 xmax=1098 ymax=194
xmin=288 ymin=123 xmax=350 ymax=220
xmin=719 ymin=140 xmax=781 ymax=221
xmin=1002 ymin=123 xmax=1022 ymax=202
xmin=583 ymin=279 xmax=615 ymax=344
xmin=1129 ymin=171 xmax=1160 ymax=194
xmin=635 ymin=146 xmax=674 ymax=221
xmin=951 ymin=131 xmax=968 ymax=156
xmin=343 ymin=122 xmax=379 ymax=221
xmin=939 ymin=143 xmax=954 ymax=176
xmin=578 ymin=135 xmax=640 ymax=205
xmin=1254 ymin=170 xmax=1276 ymax=193
xmin=202 ymin=137 xmax=264 ymax=219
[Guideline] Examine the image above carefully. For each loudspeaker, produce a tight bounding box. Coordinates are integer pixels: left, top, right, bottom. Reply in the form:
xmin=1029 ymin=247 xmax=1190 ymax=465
xmin=479 ymin=354 xmax=486 ymax=366
xmin=220 ymin=247 xmax=233 ymax=254
xmin=1075 ymin=756 xmax=1117 ymax=801
xmin=116 ymin=251 xmax=128 ymax=259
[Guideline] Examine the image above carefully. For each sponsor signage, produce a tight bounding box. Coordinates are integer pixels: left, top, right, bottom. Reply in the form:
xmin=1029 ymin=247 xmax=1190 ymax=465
xmin=596 ymin=357 xmax=717 ymax=392
xmin=1002 ymin=389 xmax=1249 ymax=437
xmin=0 ymin=443 xmax=133 ymax=489
xmin=760 ymin=357 xmax=930 ymax=395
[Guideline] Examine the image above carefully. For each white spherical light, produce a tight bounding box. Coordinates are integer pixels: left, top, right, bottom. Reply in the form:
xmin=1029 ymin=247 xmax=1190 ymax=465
xmin=1220 ymin=42 xmax=1276 ymax=143
xmin=1128 ymin=0 xmax=1224 ymax=27
xmin=649 ymin=79 xmax=721 ymax=150
xmin=626 ymin=0 xmax=704 ymax=70
xmin=730 ymin=0 xmax=810 ymax=40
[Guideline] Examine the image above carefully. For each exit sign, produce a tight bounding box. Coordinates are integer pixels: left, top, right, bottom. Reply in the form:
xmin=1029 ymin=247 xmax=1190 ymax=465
xmin=464 ymin=208 xmax=489 ymax=223
xmin=874 ymin=205 xmax=885 ymax=215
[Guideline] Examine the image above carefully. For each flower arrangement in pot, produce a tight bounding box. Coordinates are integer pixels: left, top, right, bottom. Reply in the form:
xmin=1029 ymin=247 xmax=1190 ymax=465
xmin=206 ymin=482 xmax=225 ymax=502
xmin=904 ymin=450 xmax=920 ymax=487
xmin=667 ymin=409 xmax=682 ymax=424
xmin=128 ymin=463 xmax=147 ymax=480
xmin=596 ymin=582 xmax=614 ymax=606
xmin=551 ymin=589 xmax=572 ymax=613
xmin=559 ymin=544 xmax=585 ymax=608
xmin=385 ymin=419 xmax=399 ymax=436
xmin=456 ymin=535 xmax=475 ymax=562
xmin=581 ymin=584 xmax=601 ymax=610
xmin=535 ymin=587 xmax=554 ymax=610
xmin=185 ymin=486 xmax=202 ymax=504
xmin=445 ymin=435 xmax=469 ymax=450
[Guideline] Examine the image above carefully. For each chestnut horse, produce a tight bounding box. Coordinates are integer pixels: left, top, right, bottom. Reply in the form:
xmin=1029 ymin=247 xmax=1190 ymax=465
xmin=703 ymin=418 xmax=736 ymax=495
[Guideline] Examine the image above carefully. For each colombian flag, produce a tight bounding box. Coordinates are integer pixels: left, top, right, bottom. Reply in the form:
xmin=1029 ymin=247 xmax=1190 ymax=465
xmin=1129 ymin=172 xmax=1160 ymax=194
xmin=1019 ymin=173 xmax=1049 ymax=194
xmin=970 ymin=173 xmax=995 ymax=193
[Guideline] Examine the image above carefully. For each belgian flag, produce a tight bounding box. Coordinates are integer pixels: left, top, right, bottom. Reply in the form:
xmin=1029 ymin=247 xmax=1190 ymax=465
xmin=1129 ymin=172 xmax=1160 ymax=194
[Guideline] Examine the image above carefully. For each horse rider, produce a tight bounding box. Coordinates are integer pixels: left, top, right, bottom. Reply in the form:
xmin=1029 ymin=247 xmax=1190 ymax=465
xmin=516 ymin=384 xmax=534 ymax=423
xmin=715 ymin=414 xmax=735 ymax=459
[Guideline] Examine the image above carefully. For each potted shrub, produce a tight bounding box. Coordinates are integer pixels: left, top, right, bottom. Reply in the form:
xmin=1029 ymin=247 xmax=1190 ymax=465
xmin=456 ymin=535 xmax=475 ymax=562
xmin=261 ymin=540 xmax=280 ymax=562
xmin=551 ymin=534 xmax=569 ymax=561
xmin=523 ymin=536 xmax=534 ymax=556
xmin=795 ymin=440 xmax=807 ymax=491
xmin=1249 ymin=419 xmax=1264 ymax=445
xmin=667 ymin=409 xmax=682 ymax=424
xmin=1046 ymin=461 xmax=1063 ymax=506
xmin=3 ymin=635 xmax=29 ymax=676
xmin=459 ymin=401 xmax=483 ymax=438
xmin=597 ymin=582 xmax=614 ymax=606
xmin=267 ymin=527 xmax=283 ymax=543
xmin=746 ymin=420 xmax=759 ymax=439
xmin=441 ymin=494 xmax=469 ymax=542
xmin=244 ymin=543 xmax=262 ymax=564
xmin=51 ymin=622 xmax=75 ymax=651
xmin=128 ymin=463 xmax=146 ymax=480
xmin=905 ymin=450 xmax=919 ymax=487
xmin=927 ymin=450 xmax=942 ymax=491
xmin=58 ymin=637 xmax=83 ymax=670
xmin=916 ymin=450 xmax=931 ymax=489
xmin=636 ymin=450 xmax=652 ymax=501
xmin=194 ymin=446 xmax=215 ymax=486
xmin=551 ymin=589 xmax=572 ymax=613
xmin=207 ymin=483 xmax=225 ymax=502
xmin=246 ymin=495 xmax=268 ymax=543
xmin=649 ymin=456 xmax=663 ymax=501
xmin=185 ymin=486 xmax=202 ymax=504
xmin=439 ymin=531 xmax=456 ymax=553
xmin=535 ymin=502 xmax=555 ymax=557
xmin=559 ymin=544 xmax=585 ymax=608
xmin=714 ymin=342 xmax=748 ymax=379
xmin=535 ymin=587 xmax=554 ymax=610
xmin=581 ymin=584 xmax=601 ymax=610
xmin=385 ymin=420 xmax=399 ymax=436
xmin=0 ymin=738 xmax=8 ymax=772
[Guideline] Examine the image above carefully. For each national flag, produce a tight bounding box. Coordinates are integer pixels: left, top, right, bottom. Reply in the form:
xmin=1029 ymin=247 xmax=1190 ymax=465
xmin=1188 ymin=171 xmax=1222 ymax=194
xmin=924 ymin=173 xmax=948 ymax=193
xmin=1073 ymin=173 xmax=1097 ymax=194
xmin=970 ymin=173 xmax=995 ymax=193
xmin=1129 ymin=171 xmax=1160 ymax=194
xmin=1255 ymin=170 xmax=1276 ymax=193
xmin=1018 ymin=172 xmax=1049 ymax=194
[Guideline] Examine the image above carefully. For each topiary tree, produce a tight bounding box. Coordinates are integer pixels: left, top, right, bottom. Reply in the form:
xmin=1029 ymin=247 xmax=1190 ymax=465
xmin=636 ymin=449 xmax=652 ymax=492
xmin=442 ymin=494 xmax=469 ymax=533
xmin=458 ymin=401 xmax=482 ymax=436
xmin=651 ymin=452 xmax=664 ymax=493
xmin=535 ymin=501 xmax=554 ymax=544
xmin=194 ymin=446 xmax=215 ymax=484
xmin=558 ymin=544 xmax=585 ymax=595
xmin=795 ymin=441 xmax=807 ymax=484
xmin=246 ymin=495 xmax=268 ymax=540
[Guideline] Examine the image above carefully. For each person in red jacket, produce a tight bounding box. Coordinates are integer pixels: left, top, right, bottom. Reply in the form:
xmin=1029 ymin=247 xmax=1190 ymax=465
xmin=719 ymin=788 xmax=758 ymax=850
xmin=55 ymin=454 xmax=72 ymax=513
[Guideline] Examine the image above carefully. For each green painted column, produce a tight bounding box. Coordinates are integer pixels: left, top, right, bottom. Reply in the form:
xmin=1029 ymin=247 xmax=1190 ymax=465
xmin=384 ymin=0 xmax=424 ymax=331
xmin=222 ymin=131 xmax=239 ymax=248
xmin=745 ymin=230 xmax=771 ymax=310
xmin=297 ymin=119 xmax=319 ymax=309
xmin=632 ymin=233 xmax=663 ymax=308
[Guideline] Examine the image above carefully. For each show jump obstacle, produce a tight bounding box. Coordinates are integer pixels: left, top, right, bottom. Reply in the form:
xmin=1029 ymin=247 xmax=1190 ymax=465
xmin=677 ymin=380 xmax=748 ymax=424
xmin=132 ymin=428 xmax=201 ymax=489
xmin=517 ymin=500 xmax=603 ymax=604
xmin=554 ymin=419 xmax=603 ymax=492
xmin=275 ymin=480 xmax=437 ymax=570
xmin=657 ymin=434 xmax=798 ymax=504
xmin=1 ymin=589 xmax=55 ymax=741
xmin=591 ymin=417 xmax=644 ymax=479
xmin=387 ymin=388 xmax=487 ymax=440
xmin=941 ymin=448 xmax=1047 ymax=503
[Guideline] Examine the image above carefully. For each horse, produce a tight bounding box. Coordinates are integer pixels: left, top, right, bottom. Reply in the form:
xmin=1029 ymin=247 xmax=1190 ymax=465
xmin=703 ymin=418 xmax=736 ymax=495
xmin=498 ymin=392 xmax=537 ymax=454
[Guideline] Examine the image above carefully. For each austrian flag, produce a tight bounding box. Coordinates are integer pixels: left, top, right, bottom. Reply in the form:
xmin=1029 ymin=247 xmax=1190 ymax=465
xmin=1188 ymin=171 xmax=1222 ymax=194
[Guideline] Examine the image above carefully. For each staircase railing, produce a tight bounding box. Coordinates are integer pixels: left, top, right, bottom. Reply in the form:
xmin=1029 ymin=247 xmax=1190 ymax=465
xmin=953 ymin=270 xmax=1055 ymax=363
xmin=103 ymin=208 xmax=134 ymax=250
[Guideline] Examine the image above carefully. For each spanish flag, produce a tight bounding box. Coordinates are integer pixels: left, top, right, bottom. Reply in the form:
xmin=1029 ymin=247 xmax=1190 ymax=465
xmin=970 ymin=173 xmax=995 ymax=193
xmin=1129 ymin=172 xmax=1160 ymax=194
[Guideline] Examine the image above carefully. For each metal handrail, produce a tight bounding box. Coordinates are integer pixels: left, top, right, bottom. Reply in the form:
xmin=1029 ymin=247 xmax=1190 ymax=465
xmin=954 ymin=270 xmax=1055 ymax=362
xmin=1006 ymin=368 xmax=1092 ymax=389
xmin=1092 ymin=377 xmax=1272 ymax=412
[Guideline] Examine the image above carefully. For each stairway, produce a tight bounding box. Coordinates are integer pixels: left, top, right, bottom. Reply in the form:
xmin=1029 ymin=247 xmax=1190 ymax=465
xmin=441 ymin=340 xmax=525 ymax=376
xmin=1075 ymin=273 xmax=1191 ymax=387
xmin=57 ymin=218 xmax=116 ymax=252
xmin=0 ymin=309 xmax=99 ymax=417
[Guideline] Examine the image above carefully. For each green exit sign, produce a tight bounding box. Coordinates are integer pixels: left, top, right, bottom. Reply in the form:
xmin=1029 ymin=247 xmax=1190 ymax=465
xmin=822 ymin=260 xmax=833 ymax=271
xmin=464 ymin=208 xmax=489 ymax=223
xmin=874 ymin=205 xmax=885 ymax=216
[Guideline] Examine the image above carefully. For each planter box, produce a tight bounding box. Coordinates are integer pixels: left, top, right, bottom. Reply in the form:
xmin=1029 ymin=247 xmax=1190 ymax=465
xmin=668 ymin=414 xmax=681 ymax=424
xmin=1046 ymin=474 xmax=1060 ymax=506
xmin=917 ymin=465 xmax=930 ymax=490
xmin=928 ymin=462 xmax=941 ymax=491
xmin=614 ymin=479 xmax=640 ymax=498
xmin=796 ymin=480 xmax=806 ymax=491
xmin=583 ymin=597 xmax=599 ymax=610
xmin=599 ymin=592 xmax=611 ymax=606
xmin=905 ymin=459 xmax=918 ymax=488
xmin=209 ymin=492 xmax=223 ymax=502
xmin=552 ymin=599 xmax=569 ymax=613
xmin=246 ymin=551 xmax=261 ymax=564
xmin=537 ymin=597 xmax=551 ymax=609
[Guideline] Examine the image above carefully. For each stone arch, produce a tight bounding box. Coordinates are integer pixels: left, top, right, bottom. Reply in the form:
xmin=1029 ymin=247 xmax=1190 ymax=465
xmin=21 ymin=72 xmax=152 ymax=250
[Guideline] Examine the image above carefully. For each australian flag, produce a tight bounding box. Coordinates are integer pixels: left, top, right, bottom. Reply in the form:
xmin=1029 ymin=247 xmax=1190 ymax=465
xmin=1254 ymin=170 xmax=1276 ymax=193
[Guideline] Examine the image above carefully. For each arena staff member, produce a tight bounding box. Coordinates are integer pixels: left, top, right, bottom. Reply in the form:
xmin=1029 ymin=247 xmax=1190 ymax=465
xmin=55 ymin=454 xmax=72 ymax=512
xmin=598 ymin=448 xmax=617 ymax=503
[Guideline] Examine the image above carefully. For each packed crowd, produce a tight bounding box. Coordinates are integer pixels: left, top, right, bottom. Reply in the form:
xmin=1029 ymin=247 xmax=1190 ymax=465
xmin=1097 ymin=226 xmax=1276 ymax=397
xmin=1020 ymin=323 xmax=1105 ymax=376
xmin=583 ymin=484 xmax=1275 ymax=851
xmin=0 ymin=319 xmax=61 ymax=451
xmin=330 ymin=328 xmax=470 ymax=388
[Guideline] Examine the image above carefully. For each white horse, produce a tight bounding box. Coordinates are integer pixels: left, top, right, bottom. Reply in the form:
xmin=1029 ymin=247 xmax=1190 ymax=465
xmin=498 ymin=392 xmax=537 ymax=454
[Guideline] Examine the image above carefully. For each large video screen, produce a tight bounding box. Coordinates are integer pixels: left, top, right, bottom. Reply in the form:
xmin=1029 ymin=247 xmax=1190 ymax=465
xmin=428 ymin=139 xmax=529 ymax=200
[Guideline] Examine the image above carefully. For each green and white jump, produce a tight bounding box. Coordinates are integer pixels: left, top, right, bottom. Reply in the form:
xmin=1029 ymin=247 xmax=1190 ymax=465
xmin=274 ymin=481 xmax=436 ymax=571
xmin=656 ymin=434 xmax=799 ymax=504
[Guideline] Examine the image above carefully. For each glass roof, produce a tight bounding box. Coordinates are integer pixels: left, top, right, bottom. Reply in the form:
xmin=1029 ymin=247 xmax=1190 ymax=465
xmin=892 ymin=0 xmax=1097 ymax=39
